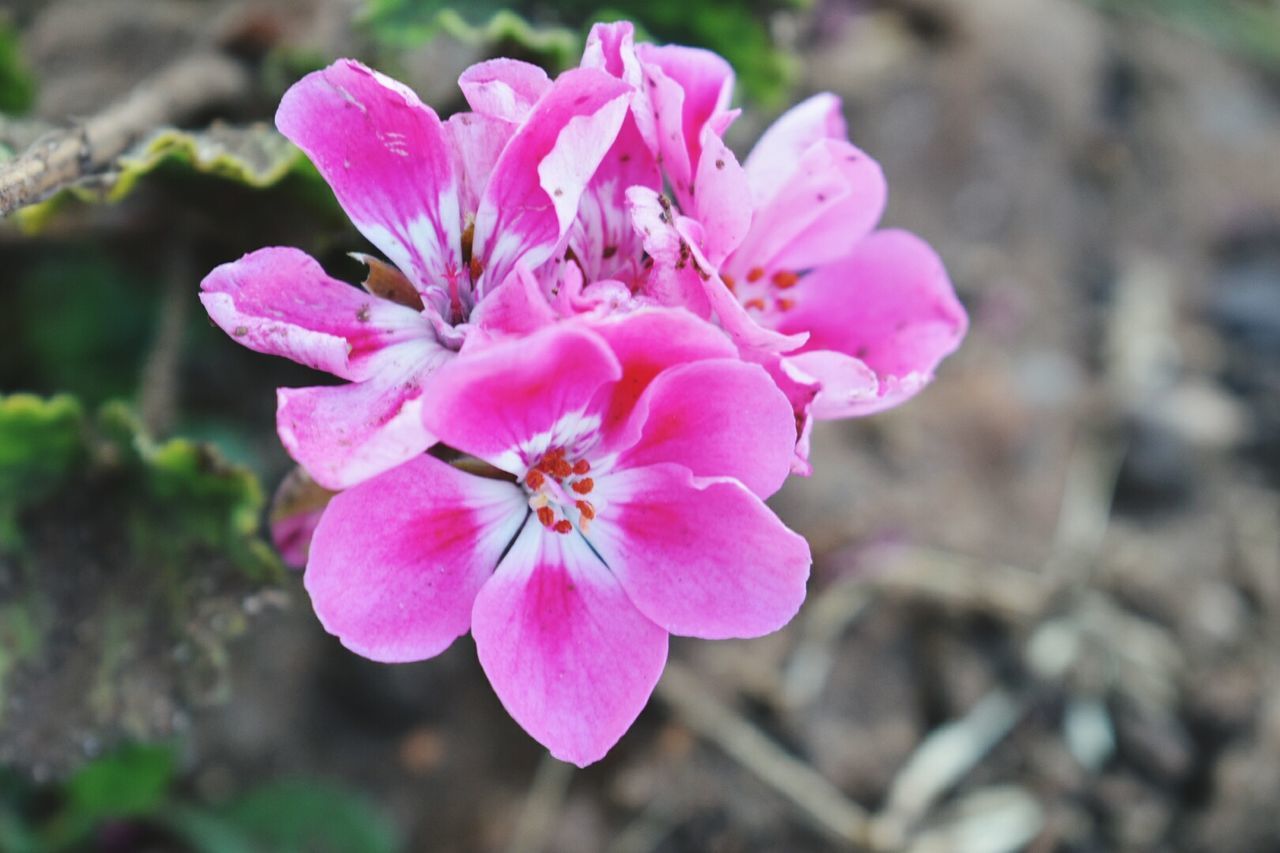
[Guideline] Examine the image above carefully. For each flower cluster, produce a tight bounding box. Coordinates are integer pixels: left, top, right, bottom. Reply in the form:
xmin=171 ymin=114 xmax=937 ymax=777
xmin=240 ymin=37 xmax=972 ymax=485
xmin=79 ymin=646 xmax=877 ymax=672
xmin=200 ymin=22 xmax=967 ymax=766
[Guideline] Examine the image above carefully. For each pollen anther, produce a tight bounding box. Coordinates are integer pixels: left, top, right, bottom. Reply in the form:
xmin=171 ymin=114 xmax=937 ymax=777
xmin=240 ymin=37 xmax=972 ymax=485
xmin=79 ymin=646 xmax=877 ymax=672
xmin=571 ymin=477 xmax=594 ymax=495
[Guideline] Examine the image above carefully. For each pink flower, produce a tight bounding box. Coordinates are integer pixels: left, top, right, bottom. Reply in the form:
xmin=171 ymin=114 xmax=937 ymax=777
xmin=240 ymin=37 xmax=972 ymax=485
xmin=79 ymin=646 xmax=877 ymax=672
xmin=626 ymin=89 xmax=968 ymax=470
xmin=304 ymin=311 xmax=811 ymax=765
xmin=200 ymin=59 xmax=631 ymax=488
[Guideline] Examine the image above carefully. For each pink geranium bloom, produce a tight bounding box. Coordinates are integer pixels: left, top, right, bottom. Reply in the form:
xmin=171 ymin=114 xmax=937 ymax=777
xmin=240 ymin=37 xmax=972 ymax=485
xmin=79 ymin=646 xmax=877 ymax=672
xmin=629 ymin=85 xmax=968 ymax=433
xmin=200 ymin=59 xmax=631 ymax=488
xmin=304 ymin=311 xmax=811 ymax=765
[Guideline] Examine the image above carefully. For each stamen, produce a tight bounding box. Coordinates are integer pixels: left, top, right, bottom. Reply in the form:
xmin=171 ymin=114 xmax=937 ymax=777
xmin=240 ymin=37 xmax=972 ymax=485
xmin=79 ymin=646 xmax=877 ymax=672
xmin=536 ymin=506 xmax=555 ymax=528
xmin=469 ymin=256 xmax=484 ymax=282
xmin=576 ymin=500 xmax=595 ymax=520
xmin=776 ymin=297 xmax=796 ymax=312
xmin=744 ymin=297 xmax=766 ymax=311
xmin=571 ymin=477 xmax=594 ymax=495
xmin=553 ymin=519 xmax=573 ymax=534
xmin=525 ymin=469 xmax=545 ymax=490
xmin=746 ymin=267 xmax=765 ymax=283
xmin=721 ymin=274 xmax=736 ymax=292
xmin=552 ymin=458 xmax=573 ymax=479
xmin=771 ymin=270 xmax=798 ymax=289
xmin=572 ymin=459 xmax=591 ymax=475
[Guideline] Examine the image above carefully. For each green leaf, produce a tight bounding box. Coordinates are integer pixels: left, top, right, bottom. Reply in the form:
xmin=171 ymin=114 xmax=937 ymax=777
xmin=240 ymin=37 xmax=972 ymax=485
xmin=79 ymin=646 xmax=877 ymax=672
xmin=14 ymin=123 xmax=309 ymax=233
xmin=217 ymin=781 xmax=399 ymax=853
xmin=0 ymin=395 xmax=86 ymax=547
xmin=0 ymin=18 xmax=36 ymax=115
xmin=38 ymin=743 xmax=177 ymax=847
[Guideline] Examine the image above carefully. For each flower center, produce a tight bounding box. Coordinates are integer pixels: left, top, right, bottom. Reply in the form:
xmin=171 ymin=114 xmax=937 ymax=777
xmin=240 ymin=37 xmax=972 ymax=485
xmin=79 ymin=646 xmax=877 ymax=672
xmin=722 ymin=266 xmax=799 ymax=317
xmin=522 ymin=447 xmax=596 ymax=535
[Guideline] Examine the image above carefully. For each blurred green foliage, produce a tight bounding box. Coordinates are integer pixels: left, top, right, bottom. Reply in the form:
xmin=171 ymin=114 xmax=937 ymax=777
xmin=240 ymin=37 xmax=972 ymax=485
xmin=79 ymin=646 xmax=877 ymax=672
xmin=0 ymin=744 xmax=398 ymax=853
xmin=0 ymin=19 xmax=36 ymax=115
xmin=1092 ymin=0 xmax=1280 ymax=70
xmin=0 ymin=394 xmax=277 ymax=579
xmin=359 ymin=0 xmax=805 ymax=106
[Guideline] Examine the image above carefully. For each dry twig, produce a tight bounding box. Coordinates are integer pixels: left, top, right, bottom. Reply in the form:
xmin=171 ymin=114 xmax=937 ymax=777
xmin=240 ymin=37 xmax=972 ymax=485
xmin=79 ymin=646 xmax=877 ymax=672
xmin=0 ymin=53 xmax=249 ymax=216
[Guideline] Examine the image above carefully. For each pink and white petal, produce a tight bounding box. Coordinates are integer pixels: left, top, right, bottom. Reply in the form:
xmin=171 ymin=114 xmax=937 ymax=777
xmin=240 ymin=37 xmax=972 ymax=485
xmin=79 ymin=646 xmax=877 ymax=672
xmin=671 ymin=218 xmax=809 ymax=354
xmin=200 ymin=247 xmax=433 ymax=382
xmin=744 ymin=93 xmax=847 ymax=204
xmin=458 ymin=58 xmax=551 ymax=123
xmin=277 ymin=341 xmax=451 ymax=489
xmin=306 ymin=454 xmax=527 ymax=663
xmin=615 ymin=359 xmax=796 ymax=498
xmin=565 ymin=116 xmax=661 ymax=286
xmin=445 ymin=112 xmax=514 ymax=223
xmin=729 ymin=140 xmax=886 ymax=278
xmin=777 ymin=229 xmax=968 ymax=418
xmin=582 ymin=21 xmax=658 ymax=153
xmin=635 ymin=43 xmax=734 ymax=206
xmin=469 ymin=264 xmax=557 ymax=338
xmin=276 ymin=60 xmax=461 ymax=295
xmin=472 ymin=521 xmax=668 ymax=767
xmin=421 ymin=325 xmax=621 ymax=472
xmin=471 ymin=68 xmax=631 ymax=297
xmin=589 ymin=463 xmax=811 ymax=640
xmin=782 ymin=349 xmax=880 ymax=420
xmin=690 ymin=133 xmax=751 ymax=266
xmin=625 ymin=186 xmax=712 ymax=316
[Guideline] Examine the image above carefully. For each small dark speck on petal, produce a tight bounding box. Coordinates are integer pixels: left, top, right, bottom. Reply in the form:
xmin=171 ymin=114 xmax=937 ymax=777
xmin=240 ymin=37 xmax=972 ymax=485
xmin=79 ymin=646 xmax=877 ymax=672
xmin=554 ymin=188 xmax=564 ymax=197
xmin=715 ymin=159 xmax=725 ymax=169
xmin=233 ymin=326 xmax=248 ymax=336
xmin=356 ymin=304 xmax=372 ymax=322
xmin=856 ymin=346 xmax=869 ymax=358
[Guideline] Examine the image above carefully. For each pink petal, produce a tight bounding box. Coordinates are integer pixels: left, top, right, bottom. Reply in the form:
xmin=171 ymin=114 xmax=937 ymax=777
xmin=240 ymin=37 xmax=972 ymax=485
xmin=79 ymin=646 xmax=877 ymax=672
xmin=276 ymin=60 xmax=461 ymax=297
xmin=581 ymin=21 xmax=657 ymax=153
xmin=306 ymin=455 xmax=527 ymax=663
xmin=743 ymin=93 xmax=847 ymax=204
xmin=444 ymin=112 xmax=514 ymax=223
xmin=782 ymin=350 xmax=880 ymax=420
xmin=616 ymin=359 xmax=796 ymax=498
xmin=589 ymin=463 xmax=811 ymax=640
xmin=472 ymin=68 xmax=631 ymax=297
xmin=200 ymin=247 xmax=433 ymax=382
xmin=458 ymin=58 xmax=551 ymax=123
xmin=727 ymin=140 xmax=887 ymax=279
xmin=421 ymin=325 xmax=621 ymax=472
xmin=689 ymin=133 xmax=751 ymax=266
xmin=777 ymin=229 xmax=968 ymax=418
xmin=635 ymin=43 xmax=734 ymax=207
xmin=564 ymin=115 xmax=661 ymax=287
xmin=277 ymin=342 xmax=451 ymax=489
xmin=469 ymin=265 xmax=557 ymax=338
xmin=471 ymin=521 xmax=668 ymax=766
xmin=625 ymin=186 xmax=712 ymax=316
xmin=586 ymin=306 xmax=736 ymax=419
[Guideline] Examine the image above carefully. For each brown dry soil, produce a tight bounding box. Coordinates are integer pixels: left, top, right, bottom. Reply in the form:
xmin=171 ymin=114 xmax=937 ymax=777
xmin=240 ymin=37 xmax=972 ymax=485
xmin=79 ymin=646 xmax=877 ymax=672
xmin=4 ymin=0 xmax=1280 ymax=850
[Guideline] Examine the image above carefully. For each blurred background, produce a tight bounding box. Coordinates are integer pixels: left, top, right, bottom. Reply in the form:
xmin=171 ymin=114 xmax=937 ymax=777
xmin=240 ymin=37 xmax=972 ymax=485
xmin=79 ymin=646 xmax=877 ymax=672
xmin=2 ymin=0 xmax=1279 ymax=850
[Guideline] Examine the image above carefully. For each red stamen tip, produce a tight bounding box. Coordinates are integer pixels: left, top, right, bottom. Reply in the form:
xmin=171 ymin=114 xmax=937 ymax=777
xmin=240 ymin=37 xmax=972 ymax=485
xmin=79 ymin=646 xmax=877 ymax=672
xmin=525 ymin=469 xmax=545 ymax=490
xmin=776 ymin=297 xmax=796 ymax=312
xmin=771 ymin=270 xmax=799 ymax=289
xmin=536 ymin=506 xmax=555 ymax=528
xmin=469 ymin=256 xmax=484 ymax=281
xmin=572 ymin=459 xmax=590 ymax=475
xmin=746 ymin=266 xmax=765 ymax=282
xmin=576 ymin=500 xmax=595 ymax=520
xmin=721 ymin=274 xmax=736 ymax=292
xmin=553 ymin=459 xmax=573 ymax=479
xmin=571 ymin=477 xmax=594 ymax=495
xmin=553 ymin=519 xmax=573 ymax=534
xmin=744 ymin=297 xmax=766 ymax=311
